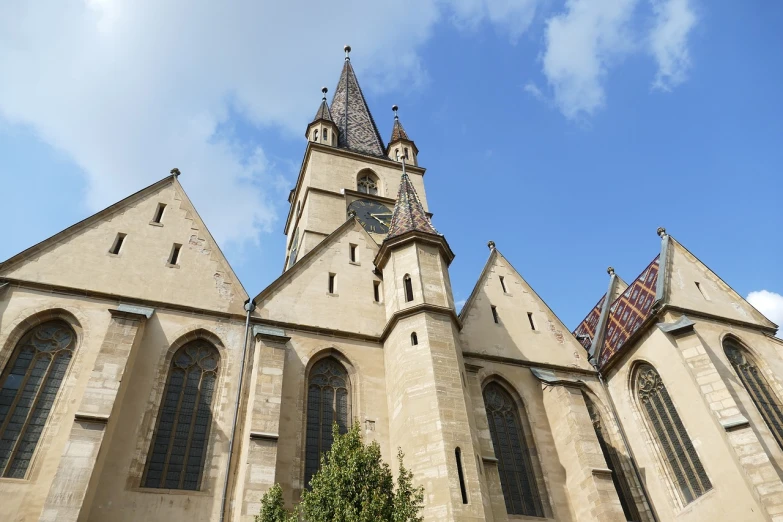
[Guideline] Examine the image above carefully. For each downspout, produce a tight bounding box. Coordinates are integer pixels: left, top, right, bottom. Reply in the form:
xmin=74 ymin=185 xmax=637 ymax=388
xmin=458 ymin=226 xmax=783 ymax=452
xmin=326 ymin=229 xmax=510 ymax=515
xmin=220 ymin=298 xmax=256 ymax=522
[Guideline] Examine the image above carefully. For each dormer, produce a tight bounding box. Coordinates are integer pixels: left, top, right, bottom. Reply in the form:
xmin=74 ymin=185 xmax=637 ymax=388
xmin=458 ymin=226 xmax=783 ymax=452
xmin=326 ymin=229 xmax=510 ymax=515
xmin=386 ymin=105 xmax=419 ymax=166
xmin=306 ymin=87 xmax=338 ymax=147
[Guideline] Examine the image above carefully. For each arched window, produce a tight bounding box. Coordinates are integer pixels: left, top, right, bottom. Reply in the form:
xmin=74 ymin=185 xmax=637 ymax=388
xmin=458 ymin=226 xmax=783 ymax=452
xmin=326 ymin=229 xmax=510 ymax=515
xmin=0 ymin=320 xmax=76 ymax=478
xmin=143 ymin=340 xmax=220 ymax=490
xmin=483 ymin=382 xmax=545 ymax=517
xmin=724 ymin=338 xmax=783 ymax=449
xmin=403 ymin=274 xmax=414 ymax=302
xmin=357 ymin=171 xmax=379 ymax=195
xmin=305 ymin=358 xmax=350 ymax=487
xmin=635 ymin=364 xmax=711 ymax=504
xmin=323 ymin=128 xmax=328 ymax=142
xmin=411 ymin=332 xmax=418 ymax=346
xmin=583 ymin=394 xmax=643 ymax=521
xmin=312 ymin=129 xmax=318 ymax=141
xmin=395 ymin=148 xmax=400 ymax=161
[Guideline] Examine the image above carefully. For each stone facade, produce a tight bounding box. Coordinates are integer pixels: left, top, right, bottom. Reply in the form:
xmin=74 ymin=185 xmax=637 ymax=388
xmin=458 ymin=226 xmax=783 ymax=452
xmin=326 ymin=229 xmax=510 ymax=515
xmin=0 ymin=51 xmax=781 ymax=522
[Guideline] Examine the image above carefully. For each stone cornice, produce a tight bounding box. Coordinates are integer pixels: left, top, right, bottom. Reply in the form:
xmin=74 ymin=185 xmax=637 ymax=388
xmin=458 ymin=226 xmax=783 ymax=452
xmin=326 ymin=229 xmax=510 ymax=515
xmin=374 ymin=231 xmax=455 ymax=269
xmin=461 ymin=351 xmax=598 ymax=377
xmin=380 ymin=303 xmax=461 ymax=343
xmin=251 ymin=317 xmax=381 ymax=344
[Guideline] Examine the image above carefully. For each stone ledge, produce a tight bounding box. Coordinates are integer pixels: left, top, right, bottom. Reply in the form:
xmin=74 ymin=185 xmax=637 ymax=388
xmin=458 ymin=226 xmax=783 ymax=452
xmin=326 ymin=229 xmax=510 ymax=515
xmin=720 ymin=414 xmax=750 ymax=432
xmin=591 ymin=467 xmax=614 ymax=478
xmin=481 ymin=455 xmax=498 ymax=463
xmin=74 ymin=412 xmax=110 ymax=424
xmin=249 ymin=431 xmax=279 ymax=441
xmin=252 ymin=325 xmax=290 ymax=344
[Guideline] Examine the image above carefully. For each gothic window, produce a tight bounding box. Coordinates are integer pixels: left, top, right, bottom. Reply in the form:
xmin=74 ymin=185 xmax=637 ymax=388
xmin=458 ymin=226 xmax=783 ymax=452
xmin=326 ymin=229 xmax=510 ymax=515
xmin=583 ymin=394 xmax=643 ymax=522
xmin=304 ymin=358 xmax=350 ymax=488
xmin=483 ymin=382 xmax=545 ymax=517
xmin=0 ymin=320 xmax=76 ymax=478
xmin=143 ymin=340 xmax=220 ymax=490
xmin=635 ymin=364 xmax=711 ymax=504
xmin=724 ymin=338 xmax=783 ymax=449
xmin=403 ymin=274 xmax=413 ymax=302
xmin=357 ymin=172 xmax=379 ymax=195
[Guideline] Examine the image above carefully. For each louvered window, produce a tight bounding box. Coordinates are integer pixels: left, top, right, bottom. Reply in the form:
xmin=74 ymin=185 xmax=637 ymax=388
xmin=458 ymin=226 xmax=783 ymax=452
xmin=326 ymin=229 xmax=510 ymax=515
xmin=635 ymin=364 xmax=711 ymax=504
xmin=483 ymin=382 xmax=545 ymax=517
xmin=724 ymin=339 xmax=783 ymax=449
xmin=584 ymin=394 xmax=643 ymax=521
xmin=143 ymin=340 xmax=219 ymax=490
xmin=0 ymin=321 xmax=76 ymax=478
xmin=304 ymin=358 xmax=350 ymax=488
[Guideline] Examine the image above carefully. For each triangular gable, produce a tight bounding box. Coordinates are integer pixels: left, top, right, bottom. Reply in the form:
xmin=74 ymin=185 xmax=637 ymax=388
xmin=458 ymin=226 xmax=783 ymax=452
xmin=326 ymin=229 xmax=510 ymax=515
xmin=460 ymin=248 xmax=593 ymax=370
xmin=573 ymin=271 xmax=629 ymax=356
xmin=253 ymin=219 xmax=385 ymax=337
xmin=0 ymin=175 xmax=248 ymax=315
xmin=666 ymin=238 xmax=776 ymax=330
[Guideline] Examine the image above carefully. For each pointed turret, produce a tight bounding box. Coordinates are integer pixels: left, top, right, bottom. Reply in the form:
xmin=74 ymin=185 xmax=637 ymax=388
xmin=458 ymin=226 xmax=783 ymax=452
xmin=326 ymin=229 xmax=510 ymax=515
xmin=306 ymin=87 xmax=338 ymax=147
xmin=386 ymin=164 xmax=437 ymax=239
xmin=329 ymin=45 xmax=386 ymax=157
xmin=387 ymin=105 xmax=419 ymax=166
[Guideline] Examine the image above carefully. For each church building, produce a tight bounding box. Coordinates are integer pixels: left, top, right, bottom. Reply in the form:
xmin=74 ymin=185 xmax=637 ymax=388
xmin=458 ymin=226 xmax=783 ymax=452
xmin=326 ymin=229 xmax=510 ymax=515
xmin=1 ymin=47 xmax=782 ymax=522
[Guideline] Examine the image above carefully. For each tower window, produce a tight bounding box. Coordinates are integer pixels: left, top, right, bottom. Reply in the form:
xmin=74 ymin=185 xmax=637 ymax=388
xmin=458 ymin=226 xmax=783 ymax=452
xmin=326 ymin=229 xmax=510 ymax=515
xmin=491 ymin=306 xmax=499 ymax=324
xmin=349 ymin=244 xmax=357 ymax=263
xmin=403 ymin=274 xmax=413 ymax=302
xmin=373 ymin=281 xmax=381 ymax=303
xmin=328 ymin=273 xmax=336 ymax=294
xmin=152 ymin=203 xmax=166 ymax=224
xmin=313 ymin=129 xmax=318 ymax=141
xmin=499 ymin=276 xmax=507 ymax=293
xmin=395 ymin=148 xmax=400 ymax=161
xmin=357 ymin=171 xmax=379 ymax=195
xmin=168 ymin=243 xmax=182 ymax=266
xmin=411 ymin=332 xmax=418 ymax=346
xmin=109 ymin=233 xmax=126 ymax=255
xmin=404 ymin=147 xmax=409 ymax=159
xmin=323 ymin=128 xmax=328 ymax=142
xmin=455 ymin=447 xmax=468 ymax=504
xmin=527 ymin=313 xmax=536 ymax=330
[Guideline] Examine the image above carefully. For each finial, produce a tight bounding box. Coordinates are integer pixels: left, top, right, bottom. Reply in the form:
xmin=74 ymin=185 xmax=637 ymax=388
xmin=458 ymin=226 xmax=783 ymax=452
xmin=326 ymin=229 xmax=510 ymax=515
xmin=392 ymin=104 xmax=399 ymax=120
xmin=607 ymin=266 xmax=615 ymax=276
xmin=488 ymin=240 xmax=496 ymax=251
xmin=170 ymin=168 xmax=180 ymax=176
xmin=657 ymin=227 xmax=667 ymax=238
xmin=344 ymin=45 xmax=351 ymax=60
xmin=347 ymin=209 xmax=357 ymax=219
xmin=321 ymin=86 xmax=328 ymax=100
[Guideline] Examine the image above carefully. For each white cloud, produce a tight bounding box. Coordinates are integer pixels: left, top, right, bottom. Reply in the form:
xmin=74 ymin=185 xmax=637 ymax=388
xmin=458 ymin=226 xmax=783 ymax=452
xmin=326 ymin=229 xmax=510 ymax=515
xmin=0 ymin=0 xmax=544 ymax=249
xmin=747 ymin=290 xmax=783 ymax=332
xmin=649 ymin=0 xmax=697 ymax=90
xmin=450 ymin=0 xmax=541 ymax=40
xmin=541 ymin=0 xmax=639 ymax=119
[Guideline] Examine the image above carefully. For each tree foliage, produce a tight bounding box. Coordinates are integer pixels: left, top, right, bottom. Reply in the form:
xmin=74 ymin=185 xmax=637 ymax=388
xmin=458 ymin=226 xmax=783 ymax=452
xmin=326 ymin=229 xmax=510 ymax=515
xmin=256 ymin=423 xmax=424 ymax=522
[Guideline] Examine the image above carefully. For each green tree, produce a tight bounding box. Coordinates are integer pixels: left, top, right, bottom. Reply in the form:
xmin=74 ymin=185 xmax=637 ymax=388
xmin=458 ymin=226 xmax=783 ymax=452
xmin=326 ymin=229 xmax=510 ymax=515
xmin=257 ymin=423 xmax=424 ymax=522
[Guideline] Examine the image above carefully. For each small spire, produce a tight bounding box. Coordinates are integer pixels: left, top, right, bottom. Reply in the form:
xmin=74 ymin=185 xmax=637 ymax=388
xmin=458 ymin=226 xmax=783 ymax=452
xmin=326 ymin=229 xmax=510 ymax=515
xmin=321 ymin=86 xmax=328 ymax=101
xmin=607 ymin=266 xmax=615 ymax=276
xmin=657 ymin=227 xmax=667 ymax=238
xmin=488 ymin=241 xmax=496 ymax=251
xmin=388 ymin=105 xmax=410 ymax=143
xmin=344 ymin=44 xmax=351 ymax=60
xmin=386 ymin=165 xmax=438 ymax=240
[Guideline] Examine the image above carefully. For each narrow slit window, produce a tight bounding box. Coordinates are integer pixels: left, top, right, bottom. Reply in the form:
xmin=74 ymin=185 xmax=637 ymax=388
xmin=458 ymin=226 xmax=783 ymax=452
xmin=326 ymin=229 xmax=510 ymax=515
xmin=411 ymin=332 xmax=418 ymax=346
xmin=349 ymin=244 xmax=357 ymax=263
xmin=109 ymin=233 xmax=126 ymax=255
xmin=313 ymin=129 xmax=318 ymax=141
xmin=395 ymin=148 xmax=400 ymax=161
xmin=491 ymin=306 xmax=499 ymax=324
xmin=168 ymin=243 xmax=182 ymax=266
xmin=403 ymin=275 xmax=414 ymax=302
xmin=404 ymin=147 xmax=409 ymax=159
xmin=373 ymin=281 xmax=381 ymax=303
xmin=323 ymin=128 xmax=328 ymax=142
xmin=527 ymin=313 xmax=536 ymax=330
xmin=695 ymin=282 xmax=709 ymax=300
xmin=499 ymin=276 xmax=507 ymax=293
xmin=152 ymin=203 xmax=166 ymax=224
xmin=455 ymin=447 xmax=468 ymax=504
xmin=328 ymin=273 xmax=336 ymax=294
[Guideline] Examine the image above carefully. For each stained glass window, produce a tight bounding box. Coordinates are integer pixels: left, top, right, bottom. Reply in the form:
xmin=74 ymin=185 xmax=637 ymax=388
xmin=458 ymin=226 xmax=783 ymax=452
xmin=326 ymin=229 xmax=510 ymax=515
xmin=143 ymin=340 xmax=219 ymax=490
xmin=304 ymin=358 xmax=350 ymax=488
xmin=724 ymin=339 xmax=783 ymax=449
xmin=0 ymin=320 xmax=76 ymax=478
xmin=483 ymin=382 xmax=545 ymax=517
xmin=635 ymin=364 xmax=711 ymax=504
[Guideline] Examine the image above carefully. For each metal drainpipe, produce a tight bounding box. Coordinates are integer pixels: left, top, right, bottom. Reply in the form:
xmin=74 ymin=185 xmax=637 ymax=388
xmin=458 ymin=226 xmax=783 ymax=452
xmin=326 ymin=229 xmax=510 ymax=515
xmin=592 ymin=360 xmax=659 ymax=522
xmin=220 ymin=298 xmax=256 ymax=522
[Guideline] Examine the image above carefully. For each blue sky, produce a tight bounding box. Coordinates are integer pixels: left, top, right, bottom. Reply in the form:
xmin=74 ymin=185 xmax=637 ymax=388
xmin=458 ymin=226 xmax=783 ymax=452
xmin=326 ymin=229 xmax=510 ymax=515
xmin=1 ymin=0 xmax=781 ymax=330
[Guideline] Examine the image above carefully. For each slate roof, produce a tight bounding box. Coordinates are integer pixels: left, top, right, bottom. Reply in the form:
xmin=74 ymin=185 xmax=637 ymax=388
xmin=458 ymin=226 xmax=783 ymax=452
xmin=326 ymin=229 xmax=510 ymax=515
xmin=389 ymin=116 xmax=410 ymax=142
xmin=330 ymin=59 xmax=386 ymax=157
xmin=312 ymin=99 xmax=333 ymax=123
xmin=386 ymin=172 xmax=437 ymax=239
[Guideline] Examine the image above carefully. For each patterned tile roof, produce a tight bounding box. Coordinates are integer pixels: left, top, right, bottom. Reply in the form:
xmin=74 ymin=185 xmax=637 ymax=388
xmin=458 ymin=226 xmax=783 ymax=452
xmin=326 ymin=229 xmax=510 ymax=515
xmin=386 ymin=172 xmax=438 ymax=240
xmin=389 ymin=116 xmax=409 ymax=142
xmin=574 ymin=294 xmax=606 ymax=352
xmin=597 ymin=256 xmax=660 ymax=367
xmin=312 ymin=99 xmax=333 ymax=123
xmin=330 ymin=60 xmax=386 ymax=157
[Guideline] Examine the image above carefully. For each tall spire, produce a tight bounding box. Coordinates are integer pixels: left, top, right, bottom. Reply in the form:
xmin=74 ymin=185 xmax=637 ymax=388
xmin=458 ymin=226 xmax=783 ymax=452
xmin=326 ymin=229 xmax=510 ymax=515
xmin=329 ymin=45 xmax=386 ymax=157
xmin=386 ymin=157 xmax=438 ymax=239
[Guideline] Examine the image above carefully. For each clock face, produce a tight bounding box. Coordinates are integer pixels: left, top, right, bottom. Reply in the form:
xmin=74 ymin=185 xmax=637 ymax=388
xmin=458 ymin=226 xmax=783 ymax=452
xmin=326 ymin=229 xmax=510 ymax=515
xmin=348 ymin=199 xmax=393 ymax=234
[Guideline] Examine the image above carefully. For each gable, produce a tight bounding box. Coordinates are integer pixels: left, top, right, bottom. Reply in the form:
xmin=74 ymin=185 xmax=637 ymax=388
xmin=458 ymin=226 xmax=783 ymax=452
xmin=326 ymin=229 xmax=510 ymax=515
xmin=254 ymin=220 xmax=385 ymax=336
xmin=0 ymin=177 xmax=247 ymax=314
xmin=459 ymin=250 xmax=593 ymax=370
xmin=666 ymin=239 xmax=776 ymax=329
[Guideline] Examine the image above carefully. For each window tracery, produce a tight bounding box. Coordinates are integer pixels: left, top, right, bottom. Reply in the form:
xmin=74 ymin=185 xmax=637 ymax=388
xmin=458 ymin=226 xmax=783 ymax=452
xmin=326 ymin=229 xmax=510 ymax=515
xmin=357 ymin=173 xmax=379 ymax=195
